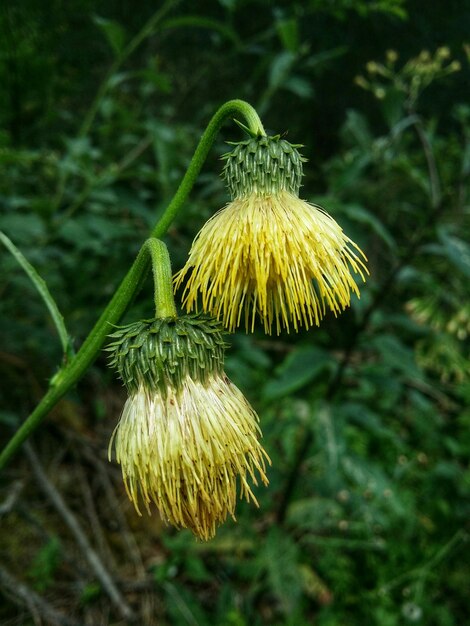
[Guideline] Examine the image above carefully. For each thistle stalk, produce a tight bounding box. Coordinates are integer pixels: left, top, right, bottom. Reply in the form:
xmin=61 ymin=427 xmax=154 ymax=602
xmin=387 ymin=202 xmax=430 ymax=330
xmin=0 ymin=100 xmax=265 ymax=471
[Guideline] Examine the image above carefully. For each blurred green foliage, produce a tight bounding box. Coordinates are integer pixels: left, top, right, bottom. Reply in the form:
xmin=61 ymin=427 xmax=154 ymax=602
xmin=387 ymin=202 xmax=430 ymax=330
xmin=0 ymin=0 xmax=469 ymax=624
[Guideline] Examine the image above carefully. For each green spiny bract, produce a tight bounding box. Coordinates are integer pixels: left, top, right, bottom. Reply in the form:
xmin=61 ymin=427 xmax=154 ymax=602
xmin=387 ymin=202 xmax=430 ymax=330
xmin=106 ymin=315 xmax=228 ymax=395
xmin=222 ymin=135 xmax=307 ymax=198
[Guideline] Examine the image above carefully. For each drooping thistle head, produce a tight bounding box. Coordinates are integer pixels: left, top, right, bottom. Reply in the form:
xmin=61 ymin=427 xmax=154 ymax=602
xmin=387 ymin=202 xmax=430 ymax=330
xmin=175 ymin=134 xmax=368 ymax=334
xmin=107 ymin=314 xmax=269 ymax=541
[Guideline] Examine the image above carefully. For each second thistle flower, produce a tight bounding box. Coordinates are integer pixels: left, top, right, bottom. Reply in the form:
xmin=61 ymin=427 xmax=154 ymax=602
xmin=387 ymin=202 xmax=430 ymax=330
xmin=175 ymin=134 xmax=368 ymax=334
xmin=107 ymin=315 xmax=269 ymax=541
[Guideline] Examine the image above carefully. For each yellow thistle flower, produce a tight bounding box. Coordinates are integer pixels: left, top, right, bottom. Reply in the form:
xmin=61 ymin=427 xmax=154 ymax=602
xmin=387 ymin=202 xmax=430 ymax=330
xmin=175 ymin=135 xmax=368 ymax=334
xmin=109 ymin=375 xmax=268 ymax=540
xmin=106 ymin=316 xmax=269 ymax=540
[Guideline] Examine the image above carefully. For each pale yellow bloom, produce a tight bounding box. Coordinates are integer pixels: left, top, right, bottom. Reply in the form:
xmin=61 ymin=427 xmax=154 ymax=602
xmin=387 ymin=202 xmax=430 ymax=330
xmin=109 ymin=374 xmax=269 ymax=541
xmin=175 ymin=190 xmax=368 ymax=334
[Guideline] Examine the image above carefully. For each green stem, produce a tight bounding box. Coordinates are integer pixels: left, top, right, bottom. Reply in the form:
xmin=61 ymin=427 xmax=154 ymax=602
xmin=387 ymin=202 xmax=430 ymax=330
xmin=0 ymin=99 xmax=264 ymax=470
xmin=151 ymin=99 xmax=265 ymax=238
xmin=0 ymin=244 xmax=149 ymax=470
xmin=145 ymin=239 xmax=177 ymax=317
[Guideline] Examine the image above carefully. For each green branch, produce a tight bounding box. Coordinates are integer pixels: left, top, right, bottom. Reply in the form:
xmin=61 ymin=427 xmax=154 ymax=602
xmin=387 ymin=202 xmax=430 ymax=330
xmin=0 ymin=99 xmax=265 ymax=471
xmin=0 ymin=231 xmax=72 ymax=357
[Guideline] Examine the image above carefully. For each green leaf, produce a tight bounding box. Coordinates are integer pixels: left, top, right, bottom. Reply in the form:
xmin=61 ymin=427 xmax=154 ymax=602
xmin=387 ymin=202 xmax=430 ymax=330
xmin=80 ymin=582 xmax=102 ymax=605
xmin=0 ymin=231 xmax=72 ymax=357
xmin=261 ymin=527 xmax=302 ymax=616
xmin=437 ymin=227 xmax=470 ymax=278
xmin=93 ymin=15 xmax=127 ymax=56
xmin=370 ymin=334 xmax=421 ymax=378
xmin=287 ymin=497 xmax=343 ymax=530
xmin=284 ymin=76 xmax=314 ymax=99
xmin=164 ymin=582 xmax=209 ymax=626
xmin=269 ymin=51 xmax=296 ymax=89
xmin=0 ymin=412 xmax=19 ymax=427
xmin=339 ymin=203 xmax=395 ymax=249
xmin=0 ymin=213 xmax=46 ymax=244
xmin=343 ymin=110 xmax=373 ymax=148
xmin=161 ymin=16 xmax=242 ymax=48
xmin=218 ymin=0 xmax=237 ymax=9
xmin=183 ymin=555 xmax=212 ymax=583
xmin=381 ymin=86 xmax=406 ymax=128
xmin=27 ymin=537 xmax=61 ymax=592
xmin=276 ymin=16 xmax=299 ymax=53
xmin=304 ymin=46 xmax=348 ymax=69
xmin=340 ymin=402 xmax=400 ymax=443
xmin=341 ymin=455 xmax=407 ymax=516
xmin=263 ymin=346 xmax=332 ymax=401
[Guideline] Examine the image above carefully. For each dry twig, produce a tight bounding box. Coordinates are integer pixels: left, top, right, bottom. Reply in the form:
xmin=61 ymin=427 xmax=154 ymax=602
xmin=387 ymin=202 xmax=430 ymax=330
xmin=74 ymin=456 xmax=118 ymax=571
xmin=0 ymin=479 xmax=23 ymax=516
xmin=0 ymin=565 xmax=81 ymax=626
xmin=80 ymin=445 xmax=160 ymax=626
xmin=24 ymin=443 xmax=135 ymax=622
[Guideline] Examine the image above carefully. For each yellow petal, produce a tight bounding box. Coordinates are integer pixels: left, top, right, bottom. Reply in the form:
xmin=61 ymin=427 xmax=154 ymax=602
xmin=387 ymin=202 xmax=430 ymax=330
xmin=109 ymin=375 xmax=270 ymax=541
xmin=175 ymin=191 xmax=368 ymax=334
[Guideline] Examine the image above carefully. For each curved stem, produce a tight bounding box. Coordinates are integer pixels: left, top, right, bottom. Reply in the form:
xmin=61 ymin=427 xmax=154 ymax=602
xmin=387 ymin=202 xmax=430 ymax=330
xmin=0 ymin=99 xmax=264 ymax=470
xmin=151 ymin=99 xmax=265 ymax=238
xmin=145 ymin=239 xmax=176 ymax=318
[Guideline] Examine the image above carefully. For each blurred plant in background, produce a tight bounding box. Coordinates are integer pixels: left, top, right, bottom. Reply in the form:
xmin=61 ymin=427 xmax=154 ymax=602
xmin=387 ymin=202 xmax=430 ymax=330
xmin=1 ymin=1 xmax=469 ymax=625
